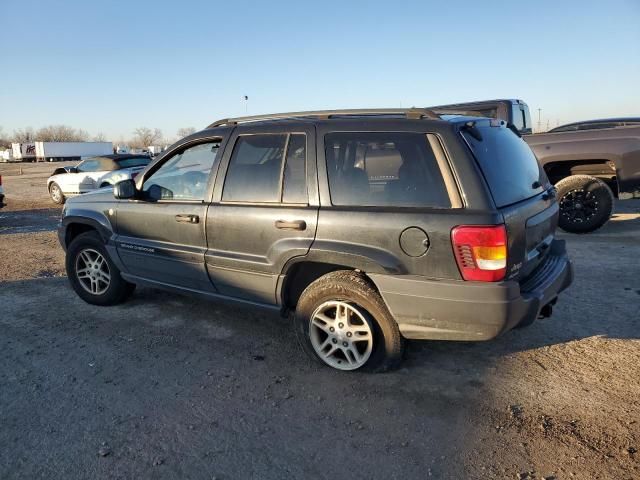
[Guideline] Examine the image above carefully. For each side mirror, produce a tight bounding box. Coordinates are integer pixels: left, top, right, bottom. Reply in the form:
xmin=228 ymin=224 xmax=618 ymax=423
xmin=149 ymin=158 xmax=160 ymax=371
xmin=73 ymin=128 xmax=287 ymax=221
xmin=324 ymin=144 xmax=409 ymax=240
xmin=66 ymin=167 xmax=78 ymax=174
xmin=113 ymin=179 xmax=136 ymax=199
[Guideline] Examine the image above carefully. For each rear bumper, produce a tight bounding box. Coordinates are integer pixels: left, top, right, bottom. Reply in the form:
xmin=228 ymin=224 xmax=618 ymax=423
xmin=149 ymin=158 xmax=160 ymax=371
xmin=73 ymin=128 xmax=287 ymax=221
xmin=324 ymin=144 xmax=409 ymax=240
xmin=369 ymin=239 xmax=573 ymax=341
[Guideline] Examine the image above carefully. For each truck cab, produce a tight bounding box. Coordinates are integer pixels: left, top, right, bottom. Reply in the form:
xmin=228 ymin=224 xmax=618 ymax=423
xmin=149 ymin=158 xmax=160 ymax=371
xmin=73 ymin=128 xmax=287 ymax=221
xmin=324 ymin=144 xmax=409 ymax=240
xmin=430 ymin=99 xmax=533 ymax=135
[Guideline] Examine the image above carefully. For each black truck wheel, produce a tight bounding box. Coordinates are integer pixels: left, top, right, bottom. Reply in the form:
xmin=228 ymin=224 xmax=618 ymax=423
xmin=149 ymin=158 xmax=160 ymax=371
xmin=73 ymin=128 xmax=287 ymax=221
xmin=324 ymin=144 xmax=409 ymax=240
xmin=556 ymin=175 xmax=614 ymax=233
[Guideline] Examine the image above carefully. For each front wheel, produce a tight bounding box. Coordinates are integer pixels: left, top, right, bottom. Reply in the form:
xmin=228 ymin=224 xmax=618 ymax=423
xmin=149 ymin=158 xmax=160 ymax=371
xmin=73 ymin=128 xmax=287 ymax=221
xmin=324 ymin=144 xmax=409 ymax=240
xmin=49 ymin=182 xmax=65 ymax=204
xmin=556 ymin=175 xmax=614 ymax=233
xmin=295 ymin=271 xmax=405 ymax=372
xmin=66 ymin=231 xmax=136 ymax=306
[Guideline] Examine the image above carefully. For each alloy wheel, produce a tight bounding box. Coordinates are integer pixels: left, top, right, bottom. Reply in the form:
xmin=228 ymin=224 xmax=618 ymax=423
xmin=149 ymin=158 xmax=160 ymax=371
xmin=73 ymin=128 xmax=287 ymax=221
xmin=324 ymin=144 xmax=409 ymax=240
xmin=309 ymin=301 xmax=374 ymax=370
xmin=75 ymin=248 xmax=111 ymax=295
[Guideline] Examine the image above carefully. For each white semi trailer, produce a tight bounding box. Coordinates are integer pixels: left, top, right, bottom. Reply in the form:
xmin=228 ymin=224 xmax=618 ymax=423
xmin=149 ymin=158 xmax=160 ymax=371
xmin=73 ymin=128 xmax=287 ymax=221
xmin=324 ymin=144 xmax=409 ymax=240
xmin=35 ymin=142 xmax=113 ymax=162
xmin=11 ymin=142 xmax=37 ymax=161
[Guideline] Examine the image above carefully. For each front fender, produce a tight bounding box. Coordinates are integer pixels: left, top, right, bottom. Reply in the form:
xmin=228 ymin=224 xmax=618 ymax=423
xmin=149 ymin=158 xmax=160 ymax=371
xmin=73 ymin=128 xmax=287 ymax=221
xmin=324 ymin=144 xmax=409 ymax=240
xmin=59 ymin=207 xmax=115 ymax=248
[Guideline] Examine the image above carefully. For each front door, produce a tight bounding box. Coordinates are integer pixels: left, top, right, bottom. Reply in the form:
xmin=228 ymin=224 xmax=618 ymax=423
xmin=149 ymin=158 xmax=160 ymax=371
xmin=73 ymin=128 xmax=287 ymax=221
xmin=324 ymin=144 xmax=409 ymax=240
xmin=206 ymin=124 xmax=318 ymax=304
xmin=115 ymin=139 xmax=223 ymax=291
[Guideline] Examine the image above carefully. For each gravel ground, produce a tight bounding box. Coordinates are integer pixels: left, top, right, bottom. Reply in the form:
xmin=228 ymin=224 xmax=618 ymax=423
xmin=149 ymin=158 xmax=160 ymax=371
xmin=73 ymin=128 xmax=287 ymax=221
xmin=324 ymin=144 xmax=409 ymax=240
xmin=0 ymin=164 xmax=639 ymax=479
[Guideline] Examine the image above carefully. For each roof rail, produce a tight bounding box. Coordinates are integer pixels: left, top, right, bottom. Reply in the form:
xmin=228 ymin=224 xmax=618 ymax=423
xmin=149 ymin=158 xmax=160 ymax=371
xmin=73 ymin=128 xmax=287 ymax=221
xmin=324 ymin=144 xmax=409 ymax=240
xmin=207 ymin=108 xmax=440 ymax=128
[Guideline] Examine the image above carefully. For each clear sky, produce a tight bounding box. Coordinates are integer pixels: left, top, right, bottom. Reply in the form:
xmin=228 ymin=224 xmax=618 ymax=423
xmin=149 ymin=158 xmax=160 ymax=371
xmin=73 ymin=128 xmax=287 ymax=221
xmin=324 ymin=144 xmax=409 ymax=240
xmin=1 ymin=0 xmax=639 ymax=141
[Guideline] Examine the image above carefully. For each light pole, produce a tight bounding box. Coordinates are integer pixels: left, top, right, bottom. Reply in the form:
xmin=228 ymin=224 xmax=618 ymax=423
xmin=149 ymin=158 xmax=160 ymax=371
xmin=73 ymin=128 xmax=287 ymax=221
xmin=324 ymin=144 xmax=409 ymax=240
xmin=243 ymin=95 xmax=248 ymax=114
xmin=537 ymin=108 xmax=542 ymax=132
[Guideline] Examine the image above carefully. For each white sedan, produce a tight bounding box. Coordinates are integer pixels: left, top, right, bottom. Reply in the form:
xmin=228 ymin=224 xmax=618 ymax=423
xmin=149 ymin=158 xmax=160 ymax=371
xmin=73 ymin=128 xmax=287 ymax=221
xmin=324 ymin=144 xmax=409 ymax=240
xmin=47 ymin=154 xmax=151 ymax=204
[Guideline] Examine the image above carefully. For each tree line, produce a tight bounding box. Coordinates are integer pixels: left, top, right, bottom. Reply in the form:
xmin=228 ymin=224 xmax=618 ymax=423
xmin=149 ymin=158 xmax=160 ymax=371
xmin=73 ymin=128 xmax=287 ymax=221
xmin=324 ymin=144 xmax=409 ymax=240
xmin=0 ymin=125 xmax=198 ymax=149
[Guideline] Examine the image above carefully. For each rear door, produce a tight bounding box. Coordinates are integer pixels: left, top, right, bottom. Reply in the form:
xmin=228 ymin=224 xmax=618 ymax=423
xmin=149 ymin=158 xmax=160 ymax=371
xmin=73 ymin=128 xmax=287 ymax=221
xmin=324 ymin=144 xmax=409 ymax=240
xmin=461 ymin=123 xmax=556 ymax=281
xmin=206 ymin=123 xmax=318 ymax=304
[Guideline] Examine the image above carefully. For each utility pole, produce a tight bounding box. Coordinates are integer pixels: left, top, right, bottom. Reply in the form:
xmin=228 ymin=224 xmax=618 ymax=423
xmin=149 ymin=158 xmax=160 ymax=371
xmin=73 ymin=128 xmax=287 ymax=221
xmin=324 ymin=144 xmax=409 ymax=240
xmin=537 ymin=108 xmax=542 ymax=132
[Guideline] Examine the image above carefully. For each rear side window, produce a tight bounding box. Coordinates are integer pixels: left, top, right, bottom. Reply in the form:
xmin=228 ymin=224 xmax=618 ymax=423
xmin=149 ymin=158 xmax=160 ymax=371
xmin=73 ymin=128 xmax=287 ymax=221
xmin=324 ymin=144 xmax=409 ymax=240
xmin=324 ymin=132 xmax=450 ymax=207
xmin=511 ymin=105 xmax=525 ymax=131
xmin=222 ymin=133 xmax=307 ymax=204
xmin=462 ymin=126 xmax=547 ymax=207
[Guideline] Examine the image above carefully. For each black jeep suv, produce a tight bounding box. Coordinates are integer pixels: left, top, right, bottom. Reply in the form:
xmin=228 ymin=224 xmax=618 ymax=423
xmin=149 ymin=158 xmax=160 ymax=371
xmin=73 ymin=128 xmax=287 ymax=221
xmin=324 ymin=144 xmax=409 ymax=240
xmin=59 ymin=109 xmax=573 ymax=372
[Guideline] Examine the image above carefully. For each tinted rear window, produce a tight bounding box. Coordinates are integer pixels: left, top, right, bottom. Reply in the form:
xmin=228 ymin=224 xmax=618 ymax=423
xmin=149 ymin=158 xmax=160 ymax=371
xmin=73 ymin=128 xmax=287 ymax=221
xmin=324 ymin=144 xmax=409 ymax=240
xmin=116 ymin=157 xmax=151 ymax=168
xmin=324 ymin=132 xmax=450 ymax=208
xmin=462 ymin=126 xmax=547 ymax=207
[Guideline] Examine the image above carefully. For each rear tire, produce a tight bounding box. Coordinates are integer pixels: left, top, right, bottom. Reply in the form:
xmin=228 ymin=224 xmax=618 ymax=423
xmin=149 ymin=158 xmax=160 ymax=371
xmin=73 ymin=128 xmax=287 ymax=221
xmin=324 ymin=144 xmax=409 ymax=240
xmin=294 ymin=271 xmax=405 ymax=372
xmin=556 ymin=175 xmax=614 ymax=233
xmin=66 ymin=231 xmax=136 ymax=306
xmin=49 ymin=182 xmax=65 ymax=204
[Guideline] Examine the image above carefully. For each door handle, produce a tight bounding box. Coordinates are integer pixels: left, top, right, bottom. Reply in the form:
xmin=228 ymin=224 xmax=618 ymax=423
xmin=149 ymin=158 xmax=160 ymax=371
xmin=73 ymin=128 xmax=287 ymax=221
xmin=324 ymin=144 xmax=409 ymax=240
xmin=175 ymin=214 xmax=199 ymax=224
xmin=275 ymin=220 xmax=306 ymax=231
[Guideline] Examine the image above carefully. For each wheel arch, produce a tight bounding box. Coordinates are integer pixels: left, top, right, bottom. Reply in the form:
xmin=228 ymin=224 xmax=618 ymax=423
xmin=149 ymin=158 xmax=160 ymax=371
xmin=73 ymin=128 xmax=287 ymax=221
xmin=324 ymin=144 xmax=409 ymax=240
xmin=62 ymin=216 xmax=112 ymax=248
xmin=279 ymin=259 xmax=387 ymax=312
xmin=543 ymin=159 xmax=618 ymax=193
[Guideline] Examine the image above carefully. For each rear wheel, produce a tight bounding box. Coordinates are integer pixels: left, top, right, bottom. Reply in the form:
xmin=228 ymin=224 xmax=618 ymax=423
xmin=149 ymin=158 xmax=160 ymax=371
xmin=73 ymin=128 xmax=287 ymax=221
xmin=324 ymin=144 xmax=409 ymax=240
xmin=294 ymin=271 xmax=404 ymax=372
xmin=49 ymin=182 xmax=65 ymax=204
xmin=66 ymin=231 xmax=136 ymax=306
xmin=556 ymin=175 xmax=614 ymax=233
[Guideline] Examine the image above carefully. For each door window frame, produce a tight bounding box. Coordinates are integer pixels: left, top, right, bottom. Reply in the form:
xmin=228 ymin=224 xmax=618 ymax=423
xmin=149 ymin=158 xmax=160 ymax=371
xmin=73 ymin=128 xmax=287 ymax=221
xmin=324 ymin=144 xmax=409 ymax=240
xmin=212 ymin=123 xmax=318 ymax=207
xmin=135 ymin=133 xmax=230 ymax=204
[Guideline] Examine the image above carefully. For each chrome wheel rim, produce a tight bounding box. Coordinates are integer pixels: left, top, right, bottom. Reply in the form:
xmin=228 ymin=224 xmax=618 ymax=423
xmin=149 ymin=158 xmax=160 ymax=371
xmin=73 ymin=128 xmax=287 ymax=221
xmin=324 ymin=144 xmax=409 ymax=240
xmin=309 ymin=301 xmax=373 ymax=371
xmin=50 ymin=185 xmax=61 ymax=202
xmin=75 ymin=248 xmax=111 ymax=295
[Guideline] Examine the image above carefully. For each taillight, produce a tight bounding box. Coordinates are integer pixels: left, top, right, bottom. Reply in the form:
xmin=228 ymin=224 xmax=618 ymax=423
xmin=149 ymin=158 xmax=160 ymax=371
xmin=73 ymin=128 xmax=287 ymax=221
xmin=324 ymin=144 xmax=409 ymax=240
xmin=451 ymin=225 xmax=507 ymax=282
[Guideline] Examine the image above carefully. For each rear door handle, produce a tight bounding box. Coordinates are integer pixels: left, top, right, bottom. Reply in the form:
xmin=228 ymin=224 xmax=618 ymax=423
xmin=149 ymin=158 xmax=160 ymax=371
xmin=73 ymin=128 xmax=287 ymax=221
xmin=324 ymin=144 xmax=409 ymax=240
xmin=275 ymin=220 xmax=306 ymax=231
xmin=175 ymin=214 xmax=199 ymax=224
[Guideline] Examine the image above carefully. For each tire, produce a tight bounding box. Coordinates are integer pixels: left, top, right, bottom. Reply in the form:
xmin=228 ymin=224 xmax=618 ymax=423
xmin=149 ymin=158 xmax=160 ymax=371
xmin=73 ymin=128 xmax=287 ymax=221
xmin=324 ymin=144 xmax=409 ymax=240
xmin=555 ymin=175 xmax=614 ymax=233
xmin=66 ymin=231 xmax=136 ymax=306
xmin=49 ymin=182 xmax=65 ymax=204
xmin=294 ymin=271 xmax=405 ymax=372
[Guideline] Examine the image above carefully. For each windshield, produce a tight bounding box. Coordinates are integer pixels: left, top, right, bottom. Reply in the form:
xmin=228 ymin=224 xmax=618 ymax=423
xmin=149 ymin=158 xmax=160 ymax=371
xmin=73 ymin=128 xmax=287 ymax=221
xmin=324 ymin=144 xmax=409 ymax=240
xmin=116 ymin=157 xmax=151 ymax=168
xmin=462 ymin=125 xmax=548 ymax=207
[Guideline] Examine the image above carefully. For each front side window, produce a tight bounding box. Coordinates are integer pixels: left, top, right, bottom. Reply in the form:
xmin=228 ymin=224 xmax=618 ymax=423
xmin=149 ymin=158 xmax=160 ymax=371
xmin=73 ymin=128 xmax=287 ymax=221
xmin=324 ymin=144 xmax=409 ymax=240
xmin=143 ymin=141 xmax=219 ymax=200
xmin=222 ymin=133 xmax=307 ymax=204
xmin=324 ymin=132 xmax=450 ymax=208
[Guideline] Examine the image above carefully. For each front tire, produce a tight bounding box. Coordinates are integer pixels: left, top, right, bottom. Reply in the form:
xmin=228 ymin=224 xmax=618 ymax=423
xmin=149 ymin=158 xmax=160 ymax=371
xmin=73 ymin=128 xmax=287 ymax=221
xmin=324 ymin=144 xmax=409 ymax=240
xmin=49 ymin=182 xmax=65 ymax=204
xmin=66 ymin=231 xmax=136 ymax=306
xmin=556 ymin=175 xmax=614 ymax=233
xmin=295 ymin=271 xmax=405 ymax=372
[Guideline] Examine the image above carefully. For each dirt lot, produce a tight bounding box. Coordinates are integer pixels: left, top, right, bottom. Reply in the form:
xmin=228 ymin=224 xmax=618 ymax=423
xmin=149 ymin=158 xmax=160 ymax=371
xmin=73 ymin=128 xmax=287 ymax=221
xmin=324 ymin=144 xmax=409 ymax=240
xmin=1 ymin=163 xmax=639 ymax=479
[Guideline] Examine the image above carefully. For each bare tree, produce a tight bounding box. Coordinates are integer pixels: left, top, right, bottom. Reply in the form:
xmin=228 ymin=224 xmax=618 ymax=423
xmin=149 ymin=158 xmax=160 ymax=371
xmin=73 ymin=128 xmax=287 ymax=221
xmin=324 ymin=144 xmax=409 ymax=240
xmin=36 ymin=125 xmax=89 ymax=142
xmin=177 ymin=127 xmax=196 ymax=139
xmin=12 ymin=127 xmax=36 ymax=143
xmin=0 ymin=126 xmax=9 ymax=148
xmin=132 ymin=127 xmax=162 ymax=148
xmin=93 ymin=132 xmax=107 ymax=142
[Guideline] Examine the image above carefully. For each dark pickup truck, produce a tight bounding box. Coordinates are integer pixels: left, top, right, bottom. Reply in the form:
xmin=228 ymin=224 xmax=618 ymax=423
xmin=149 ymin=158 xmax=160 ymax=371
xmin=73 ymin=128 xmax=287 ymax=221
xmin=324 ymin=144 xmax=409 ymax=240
xmin=432 ymin=100 xmax=640 ymax=232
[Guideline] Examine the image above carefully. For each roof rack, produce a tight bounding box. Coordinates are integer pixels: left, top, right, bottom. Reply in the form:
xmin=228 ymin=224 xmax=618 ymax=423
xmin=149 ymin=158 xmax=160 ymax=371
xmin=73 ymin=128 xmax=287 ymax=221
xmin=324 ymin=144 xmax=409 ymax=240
xmin=207 ymin=108 xmax=441 ymax=128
